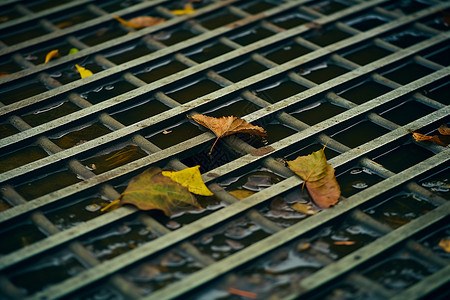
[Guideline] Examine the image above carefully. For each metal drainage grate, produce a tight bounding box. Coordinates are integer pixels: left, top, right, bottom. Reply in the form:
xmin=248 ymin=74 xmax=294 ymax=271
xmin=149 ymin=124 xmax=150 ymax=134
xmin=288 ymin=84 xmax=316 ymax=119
xmin=0 ymin=0 xmax=449 ymax=299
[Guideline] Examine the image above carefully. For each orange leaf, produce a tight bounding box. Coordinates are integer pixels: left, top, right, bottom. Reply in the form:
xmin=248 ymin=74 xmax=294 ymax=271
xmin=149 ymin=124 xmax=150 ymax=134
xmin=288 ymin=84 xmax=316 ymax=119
xmin=439 ymin=238 xmax=450 ymax=253
xmin=228 ymin=288 xmax=257 ymax=299
xmin=101 ymin=167 xmax=201 ymax=216
xmin=438 ymin=124 xmax=450 ymax=135
xmin=334 ymin=241 xmax=355 ymax=245
xmin=188 ymin=114 xmax=267 ymax=154
xmin=114 ymin=15 xmax=165 ymax=29
xmin=287 ymin=147 xmax=340 ymax=208
xmin=45 ymin=49 xmax=60 ymax=63
xmin=412 ymin=132 xmax=448 ymax=147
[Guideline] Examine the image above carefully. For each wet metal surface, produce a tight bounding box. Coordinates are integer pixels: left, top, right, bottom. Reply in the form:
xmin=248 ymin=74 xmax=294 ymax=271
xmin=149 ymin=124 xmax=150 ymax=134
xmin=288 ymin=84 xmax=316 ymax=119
xmin=0 ymin=0 xmax=449 ymax=299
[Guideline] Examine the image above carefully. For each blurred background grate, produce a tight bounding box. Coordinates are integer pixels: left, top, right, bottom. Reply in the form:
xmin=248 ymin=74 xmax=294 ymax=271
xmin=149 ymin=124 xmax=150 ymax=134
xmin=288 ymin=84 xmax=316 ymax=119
xmin=0 ymin=0 xmax=449 ymax=299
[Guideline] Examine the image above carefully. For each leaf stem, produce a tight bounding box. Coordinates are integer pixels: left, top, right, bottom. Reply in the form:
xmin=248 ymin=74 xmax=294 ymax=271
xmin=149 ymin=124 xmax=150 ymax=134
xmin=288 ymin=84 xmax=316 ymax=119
xmin=100 ymin=199 xmax=120 ymax=212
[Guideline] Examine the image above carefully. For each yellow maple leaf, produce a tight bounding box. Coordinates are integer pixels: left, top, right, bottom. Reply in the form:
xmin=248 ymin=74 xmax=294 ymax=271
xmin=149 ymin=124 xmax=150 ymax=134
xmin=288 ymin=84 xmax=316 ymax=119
xmin=75 ymin=64 xmax=93 ymax=78
xmin=45 ymin=49 xmax=60 ymax=63
xmin=171 ymin=3 xmax=195 ymax=15
xmin=162 ymin=165 xmax=213 ymax=196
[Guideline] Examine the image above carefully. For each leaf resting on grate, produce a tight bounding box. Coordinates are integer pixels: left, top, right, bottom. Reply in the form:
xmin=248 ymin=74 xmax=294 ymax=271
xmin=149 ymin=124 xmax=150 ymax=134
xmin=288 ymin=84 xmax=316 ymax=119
xmin=162 ymin=165 xmax=213 ymax=196
xmin=45 ymin=49 xmax=59 ymax=63
xmin=287 ymin=146 xmax=340 ymax=208
xmin=75 ymin=64 xmax=93 ymax=78
xmin=188 ymin=114 xmax=267 ymax=154
xmin=114 ymin=15 xmax=165 ymax=29
xmin=101 ymin=167 xmax=202 ymax=216
xmin=412 ymin=124 xmax=450 ymax=147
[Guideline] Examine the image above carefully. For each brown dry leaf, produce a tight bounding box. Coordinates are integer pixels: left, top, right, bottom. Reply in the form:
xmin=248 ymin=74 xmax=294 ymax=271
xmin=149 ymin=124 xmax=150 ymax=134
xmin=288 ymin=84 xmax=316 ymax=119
xmin=188 ymin=114 xmax=267 ymax=154
xmin=287 ymin=146 xmax=340 ymax=208
xmin=334 ymin=241 xmax=356 ymax=246
xmin=228 ymin=288 xmax=257 ymax=299
xmin=45 ymin=49 xmax=60 ymax=63
xmin=412 ymin=131 xmax=448 ymax=147
xmin=291 ymin=203 xmax=318 ymax=215
xmin=439 ymin=238 xmax=450 ymax=253
xmin=101 ymin=167 xmax=201 ymax=216
xmin=438 ymin=124 xmax=450 ymax=135
xmin=114 ymin=15 xmax=165 ymax=29
xmin=229 ymin=189 xmax=255 ymax=200
xmin=251 ymin=146 xmax=275 ymax=156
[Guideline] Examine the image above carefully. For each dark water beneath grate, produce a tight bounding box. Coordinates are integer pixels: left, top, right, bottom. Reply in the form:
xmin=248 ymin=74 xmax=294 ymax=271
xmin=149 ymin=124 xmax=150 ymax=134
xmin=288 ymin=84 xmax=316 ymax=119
xmin=0 ymin=0 xmax=448 ymax=297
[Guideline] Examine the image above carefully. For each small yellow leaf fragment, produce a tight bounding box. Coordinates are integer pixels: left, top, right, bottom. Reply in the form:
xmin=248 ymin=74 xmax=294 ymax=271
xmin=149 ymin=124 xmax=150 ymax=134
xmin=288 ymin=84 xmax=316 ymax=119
xmin=334 ymin=241 xmax=356 ymax=246
xmin=229 ymin=189 xmax=255 ymax=200
xmin=291 ymin=203 xmax=318 ymax=215
xmin=172 ymin=3 xmax=195 ymax=15
xmin=439 ymin=238 xmax=450 ymax=253
xmin=45 ymin=49 xmax=60 ymax=63
xmin=75 ymin=64 xmax=93 ymax=78
xmin=162 ymin=165 xmax=213 ymax=196
xmin=163 ymin=130 xmax=172 ymax=135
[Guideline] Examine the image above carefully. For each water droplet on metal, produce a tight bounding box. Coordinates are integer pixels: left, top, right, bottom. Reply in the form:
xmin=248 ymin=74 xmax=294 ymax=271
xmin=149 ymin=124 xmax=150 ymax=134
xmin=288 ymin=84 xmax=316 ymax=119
xmin=350 ymin=169 xmax=362 ymax=175
xmin=50 ymin=71 xmax=62 ymax=78
xmin=85 ymin=203 xmax=101 ymax=212
xmin=352 ymin=182 xmax=368 ymax=189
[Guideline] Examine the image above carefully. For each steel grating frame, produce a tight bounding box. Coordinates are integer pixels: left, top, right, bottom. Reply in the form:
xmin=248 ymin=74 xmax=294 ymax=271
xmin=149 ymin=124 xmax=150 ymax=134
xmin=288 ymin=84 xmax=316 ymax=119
xmin=0 ymin=0 xmax=449 ymax=299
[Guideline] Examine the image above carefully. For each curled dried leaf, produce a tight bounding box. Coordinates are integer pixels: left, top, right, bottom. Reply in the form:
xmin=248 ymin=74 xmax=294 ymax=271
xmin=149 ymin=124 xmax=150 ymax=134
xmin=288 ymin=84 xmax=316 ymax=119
xmin=438 ymin=124 xmax=450 ymax=135
xmin=291 ymin=203 xmax=318 ymax=215
xmin=45 ymin=49 xmax=60 ymax=63
xmin=188 ymin=114 xmax=266 ymax=154
xmin=439 ymin=238 xmax=450 ymax=253
xmin=114 ymin=15 xmax=165 ymax=29
xmin=334 ymin=241 xmax=356 ymax=246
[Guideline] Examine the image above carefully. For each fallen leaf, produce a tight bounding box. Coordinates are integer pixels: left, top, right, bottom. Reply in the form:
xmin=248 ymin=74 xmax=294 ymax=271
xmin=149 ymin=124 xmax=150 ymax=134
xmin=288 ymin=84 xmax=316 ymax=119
xmin=55 ymin=21 xmax=73 ymax=28
xmin=188 ymin=114 xmax=267 ymax=154
xmin=251 ymin=146 xmax=275 ymax=156
xmin=287 ymin=146 xmax=340 ymax=208
xmin=0 ymin=73 xmax=8 ymax=77
xmin=228 ymin=288 xmax=257 ymax=299
xmin=438 ymin=124 xmax=450 ymax=135
xmin=172 ymin=3 xmax=195 ymax=15
xmin=333 ymin=241 xmax=356 ymax=245
xmin=68 ymin=48 xmax=79 ymax=55
xmin=163 ymin=130 xmax=172 ymax=135
xmin=229 ymin=189 xmax=255 ymax=200
xmin=45 ymin=49 xmax=60 ymax=63
xmin=162 ymin=165 xmax=213 ymax=196
xmin=291 ymin=202 xmax=317 ymax=215
xmin=114 ymin=15 xmax=165 ymax=29
xmin=412 ymin=131 xmax=448 ymax=147
xmin=439 ymin=238 xmax=450 ymax=253
xmin=75 ymin=64 xmax=93 ymax=78
xmin=101 ymin=167 xmax=201 ymax=216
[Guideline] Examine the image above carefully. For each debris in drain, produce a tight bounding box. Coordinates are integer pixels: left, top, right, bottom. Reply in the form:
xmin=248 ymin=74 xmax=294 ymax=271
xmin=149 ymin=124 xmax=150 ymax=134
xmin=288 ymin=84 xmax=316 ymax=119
xmin=188 ymin=114 xmax=267 ymax=154
xmin=114 ymin=15 xmax=165 ymax=29
xmin=44 ymin=49 xmax=59 ymax=63
xmin=411 ymin=124 xmax=450 ymax=146
xmin=75 ymin=64 xmax=93 ymax=78
xmin=101 ymin=166 xmax=211 ymax=216
xmin=287 ymin=145 xmax=341 ymax=208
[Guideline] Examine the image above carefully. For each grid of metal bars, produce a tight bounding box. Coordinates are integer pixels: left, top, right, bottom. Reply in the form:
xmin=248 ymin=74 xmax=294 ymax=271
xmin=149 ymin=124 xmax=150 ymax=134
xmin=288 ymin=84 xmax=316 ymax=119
xmin=0 ymin=0 xmax=449 ymax=299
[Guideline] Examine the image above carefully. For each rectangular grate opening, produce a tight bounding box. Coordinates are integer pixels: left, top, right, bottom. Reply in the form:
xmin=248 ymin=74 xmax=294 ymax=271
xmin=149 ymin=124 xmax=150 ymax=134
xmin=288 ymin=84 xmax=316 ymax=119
xmin=0 ymin=0 xmax=449 ymax=299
